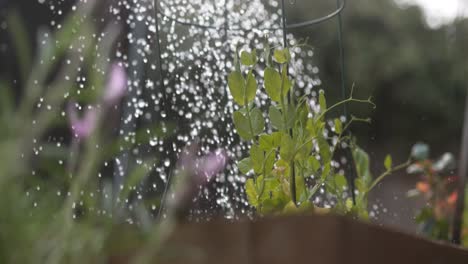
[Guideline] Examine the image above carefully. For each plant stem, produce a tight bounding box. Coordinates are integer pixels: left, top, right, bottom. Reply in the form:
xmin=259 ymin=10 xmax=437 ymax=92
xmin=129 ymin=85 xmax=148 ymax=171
xmin=316 ymin=97 xmax=375 ymax=121
xmin=367 ymin=160 xmax=411 ymax=192
xmin=257 ymin=150 xmax=275 ymax=200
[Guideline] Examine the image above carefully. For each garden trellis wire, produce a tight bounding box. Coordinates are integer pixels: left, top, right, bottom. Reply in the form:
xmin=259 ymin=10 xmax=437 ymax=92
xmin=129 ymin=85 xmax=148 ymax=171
xmin=146 ymin=0 xmax=361 ymax=217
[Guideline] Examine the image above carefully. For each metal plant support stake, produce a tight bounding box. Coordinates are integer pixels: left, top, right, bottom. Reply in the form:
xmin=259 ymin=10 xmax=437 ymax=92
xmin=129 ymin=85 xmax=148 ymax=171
xmin=452 ymin=91 xmax=468 ymax=244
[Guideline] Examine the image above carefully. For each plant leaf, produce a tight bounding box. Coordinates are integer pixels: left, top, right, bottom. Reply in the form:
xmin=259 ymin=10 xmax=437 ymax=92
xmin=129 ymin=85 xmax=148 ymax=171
xmin=264 ymin=67 xmax=282 ymax=102
xmin=228 ymin=71 xmax=245 ymax=105
xmin=240 ymin=50 xmax=256 ymax=66
xmin=245 ymin=70 xmax=257 ymax=103
xmin=308 ymin=156 xmax=321 ymax=172
xmin=238 ymin=157 xmax=252 ymax=174
xmin=233 ymin=111 xmax=252 ymax=140
xmin=281 ymin=64 xmax=292 ymax=95
xmin=259 ymin=134 xmax=274 ymax=151
xmin=317 ymin=135 xmax=331 ymax=164
xmin=250 ymin=144 xmax=264 ymax=174
xmin=269 ymin=105 xmax=284 ymax=130
xmin=334 ymin=118 xmax=343 ymax=134
xmin=335 ymin=174 xmax=347 ymax=190
xmin=246 ymin=179 xmax=259 ymax=207
xmin=384 ymin=154 xmax=392 ymax=171
xmin=280 ymin=133 xmax=295 ymax=161
xmin=273 ymin=48 xmax=291 ymax=64
xmin=250 ymin=107 xmax=265 ymax=136
xmin=319 ymin=90 xmax=327 ymax=112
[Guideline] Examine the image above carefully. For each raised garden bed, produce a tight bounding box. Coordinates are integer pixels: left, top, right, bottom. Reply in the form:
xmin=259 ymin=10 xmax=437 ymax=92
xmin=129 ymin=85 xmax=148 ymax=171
xmin=161 ymin=214 xmax=468 ymax=264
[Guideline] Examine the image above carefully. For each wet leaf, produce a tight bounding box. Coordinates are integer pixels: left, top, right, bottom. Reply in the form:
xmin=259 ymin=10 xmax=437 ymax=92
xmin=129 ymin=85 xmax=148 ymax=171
xmin=264 ymin=67 xmax=282 ymax=102
xmin=317 ymin=135 xmax=331 ymax=164
xmin=269 ymin=105 xmax=284 ymax=130
xmin=308 ymin=156 xmax=321 ymax=172
xmin=384 ymin=154 xmax=392 ymax=171
xmin=228 ymin=71 xmax=245 ymax=105
xmin=273 ymin=48 xmax=290 ymax=64
xmin=233 ymin=111 xmax=252 ymax=140
xmin=240 ymin=50 xmax=256 ymax=66
xmin=250 ymin=144 xmax=264 ymax=174
xmin=334 ymin=118 xmax=343 ymax=134
xmin=353 ymin=146 xmax=372 ymax=188
xmin=238 ymin=157 xmax=252 ymax=174
xmin=281 ymin=64 xmax=292 ymax=95
xmin=335 ymin=174 xmax=347 ymax=190
xmin=250 ymin=107 xmax=265 ymax=136
xmin=245 ymin=70 xmax=257 ymax=103
xmin=285 ymin=104 xmax=296 ymax=129
xmin=319 ymin=90 xmax=327 ymax=112
xmin=280 ymin=133 xmax=295 ymax=161
xmin=259 ymin=134 xmax=274 ymax=151
xmin=245 ymin=179 xmax=259 ymax=207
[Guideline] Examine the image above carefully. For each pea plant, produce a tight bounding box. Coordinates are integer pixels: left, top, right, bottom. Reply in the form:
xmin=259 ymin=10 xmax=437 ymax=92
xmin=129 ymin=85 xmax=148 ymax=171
xmin=228 ymin=44 xmax=410 ymax=218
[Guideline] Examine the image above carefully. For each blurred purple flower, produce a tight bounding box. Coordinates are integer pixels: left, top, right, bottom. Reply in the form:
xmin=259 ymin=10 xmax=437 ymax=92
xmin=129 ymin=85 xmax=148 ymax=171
xmin=103 ymin=63 xmax=127 ymax=106
xmin=194 ymin=150 xmax=227 ymax=184
xmin=67 ymin=62 xmax=126 ymax=140
xmin=67 ymin=102 xmax=98 ymax=140
xmin=169 ymin=144 xmax=227 ymax=217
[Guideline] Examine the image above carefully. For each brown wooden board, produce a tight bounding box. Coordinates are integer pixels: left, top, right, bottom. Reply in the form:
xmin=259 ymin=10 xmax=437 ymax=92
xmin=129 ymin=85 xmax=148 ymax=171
xmin=162 ymin=214 xmax=468 ymax=264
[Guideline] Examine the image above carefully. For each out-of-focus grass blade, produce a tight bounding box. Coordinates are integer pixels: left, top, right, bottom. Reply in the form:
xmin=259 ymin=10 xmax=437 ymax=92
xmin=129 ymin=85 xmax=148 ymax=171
xmin=6 ymin=11 xmax=31 ymax=83
xmin=118 ymin=159 xmax=156 ymax=204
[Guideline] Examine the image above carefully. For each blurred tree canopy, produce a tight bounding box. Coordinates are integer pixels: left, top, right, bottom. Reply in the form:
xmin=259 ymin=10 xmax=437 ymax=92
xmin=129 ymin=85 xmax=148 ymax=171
xmin=289 ymin=0 xmax=468 ymax=159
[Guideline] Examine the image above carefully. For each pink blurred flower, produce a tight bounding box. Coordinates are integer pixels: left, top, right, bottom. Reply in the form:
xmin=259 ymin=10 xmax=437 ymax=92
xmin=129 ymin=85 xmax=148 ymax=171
xmin=103 ymin=63 xmax=127 ymax=106
xmin=67 ymin=62 xmax=126 ymax=140
xmin=194 ymin=150 xmax=227 ymax=184
xmin=169 ymin=144 xmax=228 ymax=217
xmin=67 ymin=102 xmax=98 ymax=140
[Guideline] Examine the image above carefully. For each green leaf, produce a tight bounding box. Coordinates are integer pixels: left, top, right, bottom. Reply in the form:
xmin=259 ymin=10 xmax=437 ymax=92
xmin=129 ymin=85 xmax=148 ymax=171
xmin=233 ymin=111 xmax=252 ymax=140
xmin=285 ymin=104 xmax=296 ymax=129
xmin=264 ymin=67 xmax=282 ymax=102
xmin=228 ymin=71 xmax=245 ymax=105
xmin=265 ymin=152 xmax=276 ymax=173
xmin=335 ymin=174 xmax=347 ymax=190
xmin=271 ymin=132 xmax=283 ymax=147
xmin=119 ymin=160 xmax=155 ymax=202
xmin=280 ymin=133 xmax=295 ymax=161
xmin=384 ymin=154 xmax=392 ymax=171
xmin=317 ymin=135 xmax=331 ymax=164
xmin=245 ymin=70 xmax=257 ymax=103
xmin=250 ymin=144 xmax=264 ymax=174
xmin=7 ymin=12 xmax=32 ymax=82
xmin=319 ymin=90 xmax=327 ymax=112
xmin=345 ymin=198 xmax=354 ymax=212
xmin=259 ymin=132 xmax=283 ymax=151
xmin=308 ymin=156 xmax=321 ymax=172
xmin=259 ymin=134 xmax=274 ymax=151
xmin=269 ymin=105 xmax=284 ymax=130
xmin=238 ymin=157 xmax=252 ymax=174
xmin=321 ymin=163 xmax=331 ymax=180
xmin=240 ymin=50 xmax=257 ymax=66
xmin=273 ymin=48 xmax=291 ymax=64
xmin=334 ymin=118 xmax=343 ymax=134
xmin=250 ymin=108 xmax=265 ymax=136
xmin=353 ymin=146 xmax=372 ymax=188
xmin=281 ymin=64 xmax=292 ymax=95
xmin=246 ymin=179 xmax=259 ymax=207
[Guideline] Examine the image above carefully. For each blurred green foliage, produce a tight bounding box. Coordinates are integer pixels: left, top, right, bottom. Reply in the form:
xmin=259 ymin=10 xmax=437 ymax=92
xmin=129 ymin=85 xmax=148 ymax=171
xmin=288 ymin=0 xmax=468 ymax=156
